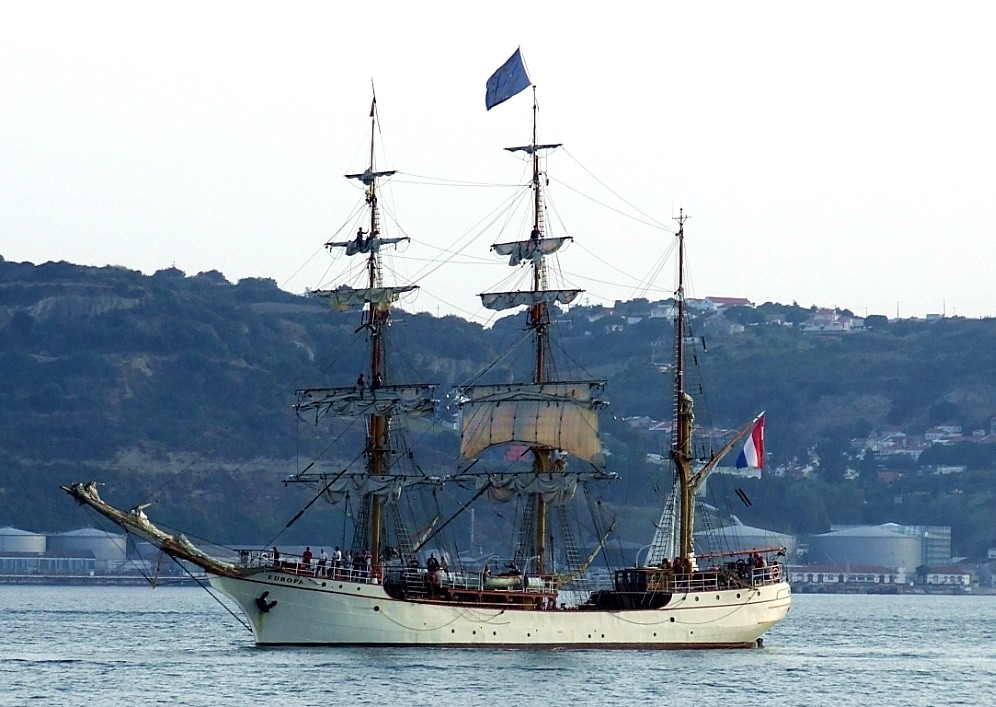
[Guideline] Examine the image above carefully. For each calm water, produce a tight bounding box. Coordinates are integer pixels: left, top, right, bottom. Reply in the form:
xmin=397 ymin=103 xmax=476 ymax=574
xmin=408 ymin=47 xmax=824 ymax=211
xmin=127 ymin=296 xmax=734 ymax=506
xmin=3 ymin=585 xmax=995 ymax=706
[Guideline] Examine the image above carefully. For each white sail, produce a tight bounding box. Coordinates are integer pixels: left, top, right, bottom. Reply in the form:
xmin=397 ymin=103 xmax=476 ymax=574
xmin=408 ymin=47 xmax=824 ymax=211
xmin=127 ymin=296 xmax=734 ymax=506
xmin=479 ymin=289 xmax=581 ymax=312
xmin=481 ymin=472 xmax=577 ymax=504
xmin=320 ymin=474 xmax=405 ymax=505
xmin=311 ymin=285 xmax=417 ymax=312
xmin=646 ymin=486 xmax=680 ymax=566
xmin=296 ymin=385 xmax=436 ymax=421
xmin=492 ymin=236 xmax=571 ymax=266
xmin=459 ymin=382 xmax=605 ymax=465
xmin=326 ymin=235 xmax=410 ymax=257
xmin=477 ymin=471 xmax=616 ymax=505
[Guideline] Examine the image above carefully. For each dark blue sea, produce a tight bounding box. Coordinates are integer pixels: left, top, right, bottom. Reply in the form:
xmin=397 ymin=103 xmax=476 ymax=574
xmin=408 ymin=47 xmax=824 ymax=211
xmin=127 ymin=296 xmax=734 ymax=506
xmin=3 ymin=585 xmax=995 ymax=706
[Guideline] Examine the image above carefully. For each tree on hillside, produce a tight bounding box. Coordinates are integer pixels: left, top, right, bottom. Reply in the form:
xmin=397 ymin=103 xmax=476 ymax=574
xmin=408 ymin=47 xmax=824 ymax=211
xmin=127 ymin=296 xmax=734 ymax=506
xmin=864 ymin=314 xmax=889 ymax=329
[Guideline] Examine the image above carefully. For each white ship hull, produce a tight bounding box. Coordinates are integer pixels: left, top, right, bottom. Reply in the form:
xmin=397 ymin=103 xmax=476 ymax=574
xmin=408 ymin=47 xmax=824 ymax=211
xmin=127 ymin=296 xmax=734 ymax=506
xmin=210 ymin=571 xmax=792 ymax=648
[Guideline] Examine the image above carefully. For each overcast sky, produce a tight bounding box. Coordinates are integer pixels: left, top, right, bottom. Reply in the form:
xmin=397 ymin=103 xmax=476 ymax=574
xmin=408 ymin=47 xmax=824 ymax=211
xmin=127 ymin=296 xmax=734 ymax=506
xmin=3 ymin=2 xmax=993 ymax=322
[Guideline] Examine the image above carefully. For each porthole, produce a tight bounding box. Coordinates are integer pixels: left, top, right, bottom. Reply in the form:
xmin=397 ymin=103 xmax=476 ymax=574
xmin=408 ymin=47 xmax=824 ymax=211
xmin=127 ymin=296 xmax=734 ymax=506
xmin=374 ymin=606 xmax=380 ymax=612
xmin=669 ymin=617 xmax=675 ymax=623
xmin=694 ymin=596 xmax=699 ymax=601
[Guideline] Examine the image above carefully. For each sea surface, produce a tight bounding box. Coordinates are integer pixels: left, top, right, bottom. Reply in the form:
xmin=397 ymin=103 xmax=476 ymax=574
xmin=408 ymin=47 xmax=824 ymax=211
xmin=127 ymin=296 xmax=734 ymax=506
xmin=3 ymin=585 xmax=995 ymax=706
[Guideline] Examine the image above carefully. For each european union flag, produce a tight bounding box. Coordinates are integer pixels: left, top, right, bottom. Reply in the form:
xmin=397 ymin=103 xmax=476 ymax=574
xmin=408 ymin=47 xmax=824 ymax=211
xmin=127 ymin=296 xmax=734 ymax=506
xmin=485 ymin=48 xmax=532 ymax=110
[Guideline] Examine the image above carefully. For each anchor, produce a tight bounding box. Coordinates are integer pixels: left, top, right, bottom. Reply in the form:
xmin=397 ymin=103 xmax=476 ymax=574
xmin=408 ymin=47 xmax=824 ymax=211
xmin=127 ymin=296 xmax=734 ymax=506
xmin=255 ymin=591 xmax=277 ymax=613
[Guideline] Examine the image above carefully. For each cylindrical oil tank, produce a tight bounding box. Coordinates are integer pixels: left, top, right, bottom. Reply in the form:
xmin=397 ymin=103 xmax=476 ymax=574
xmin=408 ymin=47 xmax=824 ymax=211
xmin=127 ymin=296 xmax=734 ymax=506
xmin=808 ymin=525 xmax=919 ymax=569
xmin=48 ymin=528 xmax=127 ymax=565
xmin=0 ymin=527 xmax=47 ymax=554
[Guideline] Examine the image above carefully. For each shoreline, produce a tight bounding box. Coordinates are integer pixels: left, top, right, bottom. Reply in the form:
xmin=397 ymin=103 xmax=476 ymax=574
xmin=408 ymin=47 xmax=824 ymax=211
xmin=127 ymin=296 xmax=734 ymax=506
xmin=0 ymin=574 xmax=204 ymax=586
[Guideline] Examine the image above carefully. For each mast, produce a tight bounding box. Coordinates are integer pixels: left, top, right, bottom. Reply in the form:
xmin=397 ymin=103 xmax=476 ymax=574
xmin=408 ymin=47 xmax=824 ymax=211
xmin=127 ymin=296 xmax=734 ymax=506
xmin=526 ymin=88 xmax=549 ymax=574
xmin=666 ymin=212 xmax=766 ymax=566
xmin=466 ymin=85 xmax=613 ymax=580
xmin=363 ymin=98 xmax=388 ymax=566
xmin=671 ymin=210 xmax=696 ymax=561
xmin=297 ymin=92 xmax=438 ymax=572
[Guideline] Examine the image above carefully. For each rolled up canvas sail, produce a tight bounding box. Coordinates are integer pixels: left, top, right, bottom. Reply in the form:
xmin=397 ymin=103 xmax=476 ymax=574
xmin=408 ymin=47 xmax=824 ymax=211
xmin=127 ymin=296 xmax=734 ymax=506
xmin=479 ymin=289 xmax=581 ymax=312
xmin=326 ymin=234 xmax=409 ymax=257
xmin=492 ymin=236 xmax=571 ymax=266
xmin=311 ymin=285 xmax=418 ymax=312
xmin=296 ymin=385 xmax=436 ymax=422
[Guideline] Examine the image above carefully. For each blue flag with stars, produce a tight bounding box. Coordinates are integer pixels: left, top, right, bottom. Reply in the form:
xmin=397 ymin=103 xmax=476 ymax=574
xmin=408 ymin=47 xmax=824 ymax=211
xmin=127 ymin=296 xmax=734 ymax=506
xmin=485 ymin=48 xmax=532 ymax=110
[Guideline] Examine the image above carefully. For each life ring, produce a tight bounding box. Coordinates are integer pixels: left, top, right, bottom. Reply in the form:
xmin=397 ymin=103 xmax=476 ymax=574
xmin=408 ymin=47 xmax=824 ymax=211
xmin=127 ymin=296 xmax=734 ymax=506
xmin=771 ymin=565 xmax=781 ymax=580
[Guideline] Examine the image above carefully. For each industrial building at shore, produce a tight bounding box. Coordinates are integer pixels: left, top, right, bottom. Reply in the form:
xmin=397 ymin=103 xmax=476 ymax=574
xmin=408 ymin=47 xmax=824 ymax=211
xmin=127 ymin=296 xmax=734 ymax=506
xmin=0 ymin=521 xmax=987 ymax=591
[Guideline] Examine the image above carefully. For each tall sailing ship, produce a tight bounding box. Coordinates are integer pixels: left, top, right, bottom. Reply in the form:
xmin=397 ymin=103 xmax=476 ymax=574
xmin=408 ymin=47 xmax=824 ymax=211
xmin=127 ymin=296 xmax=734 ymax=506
xmin=63 ymin=75 xmax=791 ymax=647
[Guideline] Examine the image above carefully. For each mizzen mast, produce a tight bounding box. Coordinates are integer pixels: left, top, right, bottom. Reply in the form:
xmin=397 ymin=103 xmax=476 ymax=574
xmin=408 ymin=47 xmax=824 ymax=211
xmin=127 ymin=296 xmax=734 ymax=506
xmin=670 ymin=209 xmax=697 ymax=561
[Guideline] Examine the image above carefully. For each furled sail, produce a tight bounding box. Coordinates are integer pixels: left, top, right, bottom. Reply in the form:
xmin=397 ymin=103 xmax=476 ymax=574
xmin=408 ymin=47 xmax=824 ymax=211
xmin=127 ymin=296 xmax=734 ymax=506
xmin=326 ymin=235 xmax=410 ymax=257
xmin=320 ymin=474 xmax=409 ymax=505
xmin=492 ymin=236 xmax=571 ymax=266
xmin=296 ymin=385 xmax=436 ymax=422
xmin=479 ymin=289 xmax=581 ymax=312
xmin=311 ymin=285 xmax=418 ymax=312
xmin=345 ymin=168 xmax=397 ymax=185
xmin=476 ymin=471 xmax=615 ymax=505
xmin=459 ymin=382 xmax=605 ymax=465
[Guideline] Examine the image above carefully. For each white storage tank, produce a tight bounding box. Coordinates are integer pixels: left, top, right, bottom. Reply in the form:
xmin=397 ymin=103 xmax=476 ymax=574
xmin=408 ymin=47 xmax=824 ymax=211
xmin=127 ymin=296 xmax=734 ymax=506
xmin=0 ymin=527 xmax=47 ymax=554
xmin=49 ymin=527 xmax=128 ymax=570
xmin=808 ymin=524 xmax=920 ymax=570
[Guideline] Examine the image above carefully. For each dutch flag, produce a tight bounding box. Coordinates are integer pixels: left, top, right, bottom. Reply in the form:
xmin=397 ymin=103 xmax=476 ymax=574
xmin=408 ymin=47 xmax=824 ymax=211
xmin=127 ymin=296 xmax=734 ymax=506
xmin=736 ymin=413 xmax=765 ymax=469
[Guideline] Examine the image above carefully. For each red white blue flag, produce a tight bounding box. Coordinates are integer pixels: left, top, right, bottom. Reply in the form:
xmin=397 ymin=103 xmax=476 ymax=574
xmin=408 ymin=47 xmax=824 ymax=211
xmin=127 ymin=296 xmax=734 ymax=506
xmin=736 ymin=413 xmax=765 ymax=468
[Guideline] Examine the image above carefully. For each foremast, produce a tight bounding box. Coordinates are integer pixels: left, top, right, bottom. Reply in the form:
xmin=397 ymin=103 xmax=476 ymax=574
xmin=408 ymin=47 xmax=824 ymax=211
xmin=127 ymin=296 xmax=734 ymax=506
xmin=295 ymin=94 xmax=436 ymax=569
xmin=465 ymin=87 xmax=608 ymax=576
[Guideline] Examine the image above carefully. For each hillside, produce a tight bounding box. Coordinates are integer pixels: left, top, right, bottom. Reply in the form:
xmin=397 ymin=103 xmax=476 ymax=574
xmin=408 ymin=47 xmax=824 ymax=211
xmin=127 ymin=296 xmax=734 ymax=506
xmin=2 ymin=257 xmax=995 ymax=554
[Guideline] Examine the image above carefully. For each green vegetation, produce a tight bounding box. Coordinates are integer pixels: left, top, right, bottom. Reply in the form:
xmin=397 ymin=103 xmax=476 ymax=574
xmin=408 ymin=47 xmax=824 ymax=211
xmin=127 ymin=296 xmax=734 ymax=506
xmin=1 ymin=257 xmax=994 ymax=556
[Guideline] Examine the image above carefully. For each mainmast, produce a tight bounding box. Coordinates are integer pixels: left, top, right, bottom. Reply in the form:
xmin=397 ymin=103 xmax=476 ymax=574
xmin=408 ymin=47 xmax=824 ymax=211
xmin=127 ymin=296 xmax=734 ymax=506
xmin=503 ymin=89 xmax=581 ymax=575
xmin=525 ymin=88 xmax=552 ymax=574
xmin=464 ymin=79 xmax=613 ymax=581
